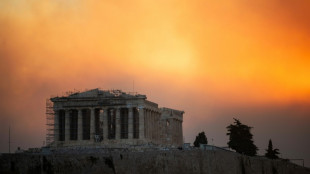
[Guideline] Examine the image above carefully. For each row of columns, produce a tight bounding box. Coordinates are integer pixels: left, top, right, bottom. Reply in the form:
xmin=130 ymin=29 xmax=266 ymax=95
xmin=168 ymin=118 xmax=183 ymax=145
xmin=54 ymin=107 xmax=145 ymax=142
xmin=144 ymin=108 xmax=161 ymax=143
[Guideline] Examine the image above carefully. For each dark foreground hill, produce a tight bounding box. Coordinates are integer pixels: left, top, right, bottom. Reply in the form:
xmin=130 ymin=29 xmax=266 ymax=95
xmin=0 ymin=149 xmax=309 ymax=174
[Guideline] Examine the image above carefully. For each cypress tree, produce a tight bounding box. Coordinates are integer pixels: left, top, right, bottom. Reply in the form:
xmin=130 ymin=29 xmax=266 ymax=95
xmin=227 ymin=118 xmax=258 ymax=156
xmin=193 ymin=131 xmax=208 ymax=147
xmin=265 ymin=139 xmax=280 ymax=159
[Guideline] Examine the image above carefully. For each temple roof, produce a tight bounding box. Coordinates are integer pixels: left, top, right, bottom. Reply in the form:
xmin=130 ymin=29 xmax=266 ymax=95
xmin=51 ymin=88 xmax=146 ymax=101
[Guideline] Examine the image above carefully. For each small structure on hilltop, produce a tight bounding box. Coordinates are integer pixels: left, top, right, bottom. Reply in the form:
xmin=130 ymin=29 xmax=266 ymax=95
xmin=46 ymin=88 xmax=184 ymax=148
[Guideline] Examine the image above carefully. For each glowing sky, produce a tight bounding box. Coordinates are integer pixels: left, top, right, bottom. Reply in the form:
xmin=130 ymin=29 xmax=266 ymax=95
xmin=0 ymin=0 xmax=310 ymax=167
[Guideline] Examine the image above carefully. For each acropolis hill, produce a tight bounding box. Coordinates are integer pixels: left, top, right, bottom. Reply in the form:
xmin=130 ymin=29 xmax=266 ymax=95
xmin=0 ymin=89 xmax=309 ymax=174
xmin=1 ymin=149 xmax=309 ymax=174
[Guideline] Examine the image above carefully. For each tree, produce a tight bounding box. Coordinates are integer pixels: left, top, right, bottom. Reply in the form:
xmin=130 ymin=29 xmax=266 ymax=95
xmin=265 ymin=139 xmax=280 ymax=159
xmin=226 ymin=118 xmax=258 ymax=156
xmin=193 ymin=131 xmax=208 ymax=147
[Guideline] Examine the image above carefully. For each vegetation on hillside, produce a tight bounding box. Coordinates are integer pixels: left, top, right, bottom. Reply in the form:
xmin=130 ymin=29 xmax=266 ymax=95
xmin=265 ymin=139 xmax=280 ymax=159
xmin=193 ymin=131 xmax=208 ymax=147
xmin=226 ymin=118 xmax=258 ymax=156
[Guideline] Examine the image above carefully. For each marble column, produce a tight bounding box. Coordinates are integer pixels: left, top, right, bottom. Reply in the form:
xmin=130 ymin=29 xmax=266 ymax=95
xmin=144 ymin=109 xmax=146 ymax=138
xmin=103 ymin=108 xmax=108 ymax=140
xmin=147 ymin=109 xmax=150 ymax=139
xmin=154 ymin=112 xmax=157 ymax=141
xmin=138 ymin=106 xmax=145 ymax=139
xmin=145 ymin=109 xmax=147 ymax=138
xmin=99 ymin=109 xmax=104 ymax=139
xmin=177 ymin=120 xmax=180 ymax=144
xmin=151 ymin=111 xmax=154 ymax=140
xmin=148 ymin=110 xmax=151 ymax=139
xmin=154 ymin=112 xmax=157 ymax=142
xmin=173 ymin=119 xmax=176 ymax=144
xmin=180 ymin=120 xmax=183 ymax=144
xmin=158 ymin=113 xmax=161 ymax=142
xmin=90 ymin=108 xmax=95 ymax=141
xmin=151 ymin=111 xmax=154 ymax=141
xmin=159 ymin=112 xmax=162 ymax=144
xmin=145 ymin=109 xmax=148 ymax=138
xmin=115 ymin=107 xmax=120 ymax=139
xmin=156 ymin=112 xmax=159 ymax=142
xmin=54 ymin=110 xmax=59 ymax=142
xmin=128 ymin=107 xmax=133 ymax=139
xmin=176 ymin=120 xmax=178 ymax=144
xmin=77 ymin=109 xmax=83 ymax=141
xmin=149 ymin=110 xmax=151 ymax=140
xmin=155 ymin=112 xmax=157 ymax=141
xmin=65 ymin=110 xmax=70 ymax=142
xmin=178 ymin=120 xmax=182 ymax=144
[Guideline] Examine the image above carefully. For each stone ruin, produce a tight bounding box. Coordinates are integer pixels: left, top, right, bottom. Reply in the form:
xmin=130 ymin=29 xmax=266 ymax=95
xmin=46 ymin=88 xmax=184 ymax=148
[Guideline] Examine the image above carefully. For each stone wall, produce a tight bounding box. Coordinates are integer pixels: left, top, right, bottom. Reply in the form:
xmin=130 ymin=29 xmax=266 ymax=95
xmin=160 ymin=108 xmax=183 ymax=146
xmin=1 ymin=149 xmax=309 ymax=174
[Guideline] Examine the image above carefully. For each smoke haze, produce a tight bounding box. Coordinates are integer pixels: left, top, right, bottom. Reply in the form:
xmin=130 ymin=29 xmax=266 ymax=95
xmin=0 ymin=0 xmax=309 ymax=167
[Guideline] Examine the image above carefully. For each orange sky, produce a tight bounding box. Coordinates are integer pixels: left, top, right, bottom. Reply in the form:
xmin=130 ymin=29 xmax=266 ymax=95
xmin=0 ymin=0 xmax=310 ymax=166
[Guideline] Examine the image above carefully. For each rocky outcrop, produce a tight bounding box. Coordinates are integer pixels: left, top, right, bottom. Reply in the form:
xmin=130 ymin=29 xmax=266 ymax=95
xmin=1 ymin=149 xmax=309 ymax=174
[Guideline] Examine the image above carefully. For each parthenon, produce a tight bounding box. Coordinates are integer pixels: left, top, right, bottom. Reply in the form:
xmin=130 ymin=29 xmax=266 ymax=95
xmin=46 ymin=89 xmax=184 ymax=148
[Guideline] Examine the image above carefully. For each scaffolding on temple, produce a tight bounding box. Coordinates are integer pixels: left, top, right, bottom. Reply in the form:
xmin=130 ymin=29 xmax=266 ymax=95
xmin=46 ymin=98 xmax=55 ymax=146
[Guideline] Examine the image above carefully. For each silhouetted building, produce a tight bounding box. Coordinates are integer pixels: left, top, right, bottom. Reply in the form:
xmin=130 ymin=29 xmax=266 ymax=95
xmin=47 ymin=89 xmax=184 ymax=148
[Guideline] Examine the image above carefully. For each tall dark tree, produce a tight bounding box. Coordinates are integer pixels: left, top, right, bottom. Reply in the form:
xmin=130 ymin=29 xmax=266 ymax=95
xmin=193 ymin=131 xmax=208 ymax=147
xmin=226 ymin=118 xmax=258 ymax=156
xmin=265 ymin=139 xmax=280 ymax=159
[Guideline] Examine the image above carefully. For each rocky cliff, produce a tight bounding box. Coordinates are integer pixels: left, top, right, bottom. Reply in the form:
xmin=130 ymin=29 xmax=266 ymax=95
xmin=1 ymin=149 xmax=309 ymax=174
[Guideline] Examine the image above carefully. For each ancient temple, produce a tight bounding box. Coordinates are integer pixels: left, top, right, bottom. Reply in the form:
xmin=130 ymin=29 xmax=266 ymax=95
xmin=47 ymin=89 xmax=184 ymax=148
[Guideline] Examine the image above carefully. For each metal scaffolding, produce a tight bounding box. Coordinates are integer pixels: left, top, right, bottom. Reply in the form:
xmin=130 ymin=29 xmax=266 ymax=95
xmin=46 ymin=98 xmax=55 ymax=146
